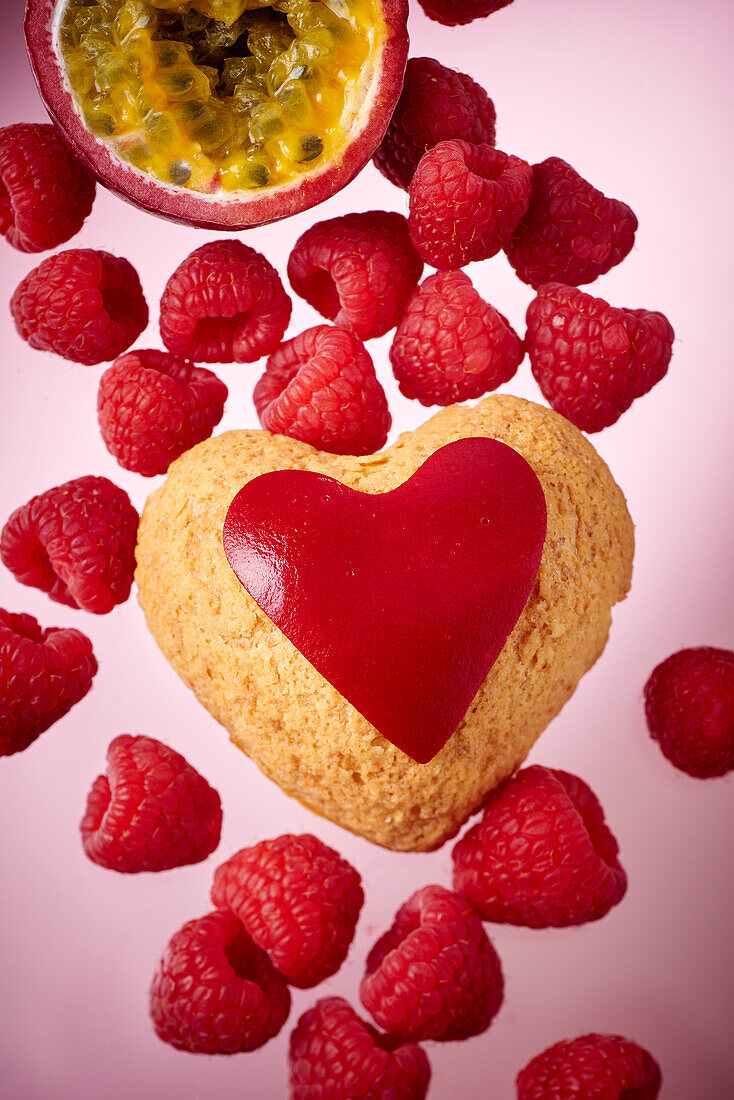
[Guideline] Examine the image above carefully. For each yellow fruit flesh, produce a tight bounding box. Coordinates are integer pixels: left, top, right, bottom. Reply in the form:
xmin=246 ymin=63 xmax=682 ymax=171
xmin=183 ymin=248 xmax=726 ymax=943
xmin=59 ymin=0 xmax=383 ymax=193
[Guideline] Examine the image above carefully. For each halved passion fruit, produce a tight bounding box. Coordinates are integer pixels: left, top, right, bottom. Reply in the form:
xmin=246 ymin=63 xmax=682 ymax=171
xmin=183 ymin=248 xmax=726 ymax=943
xmin=25 ymin=0 xmax=408 ymax=228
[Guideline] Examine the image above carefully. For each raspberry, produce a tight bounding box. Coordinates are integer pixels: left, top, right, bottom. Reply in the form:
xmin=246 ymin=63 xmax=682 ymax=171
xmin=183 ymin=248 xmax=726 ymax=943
xmin=506 ymin=157 xmax=638 ymax=288
xmin=0 ymin=123 xmax=96 ymax=253
xmin=97 ymin=349 xmax=228 ymax=477
xmin=0 ymin=476 xmax=139 ymax=614
xmin=644 ymin=647 xmax=734 ymax=778
xmin=211 ymin=834 xmax=364 ymax=988
xmin=409 ymin=141 xmax=532 ymax=268
xmin=149 ymin=909 xmax=290 ymax=1053
xmin=287 ymin=211 xmax=423 ymax=340
xmin=525 ymin=283 xmax=674 ymax=432
xmin=289 ymin=997 xmax=431 ymax=1100
xmin=254 ymin=325 xmax=391 ymax=455
xmin=373 ymin=58 xmax=496 ymax=191
xmin=360 ymin=885 xmax=504 ymax=1042
xmin=390 ymin=270 xmax=523 ymax=406
xmin=0 ymin=608 xmax=97 ymax=757
xmin=10 ymin=249 xmax=148 ymax=365
xmin=81 ymin=735 xmax=222 ymax=872
xmin=452 ymin=765 xmax=627 ymax=928
xmin=159 ymin=239 xmax=291 ymax=363
xmin=516 ymin=1033 xmax=662 ymax=1100
xmin=417 ymin=0 xmax=514 ymax=26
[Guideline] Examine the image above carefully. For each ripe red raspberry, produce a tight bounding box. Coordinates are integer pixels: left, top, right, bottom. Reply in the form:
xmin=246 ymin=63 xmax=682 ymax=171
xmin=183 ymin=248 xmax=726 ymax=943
xmin=150 ymin=909 xmax=290 ymax=1053
xmin=516 ymin=1033 xmax=662 ymax=1100
xmin=287 ymin=211 xmax=423 ymax=340
xmin=506 ymin=157 xmax=638 ymax=288
xmin=10 ymin=249 xmax=148 ymax=365
xmin=409 ymin=141 xmax=532 ymax=269
xmin=644 ymin=647 xmax=734 ymax=778
xmin=360 ymin=885 xmax=504 ymax=1042
xmin=159 ymin=239 xmax=291 ymax=363
xmin=452 ymin=765 xmax=627 ymax=928
xmin=417 ymin=0 xmax=514 ymax=26
xmin=81 ymin=734 xmax=222 ymax=872
xmin=0 ymin=476 xmax=139 ymax=615
xmin=390 ymin=270 xmax=523 ymax=406
xmin=254 ymin=325 xmax=390 ymax=455
xmin=526 ymin=283 xmax=674 ymax=432
xmin=0 ymin=123 xmax=96 ymax=253
xmin=0 ymin=608 xmax=97 ymax=757
xmin=98 ymin=349 xmax=228 ymax=477
xmin=289 ymin=997 xmax=431 ymax=1100
xmin=211 ymin=834 xmax=364 ymax=988
xmin=374 ymin=57 xmax=496 ymax=191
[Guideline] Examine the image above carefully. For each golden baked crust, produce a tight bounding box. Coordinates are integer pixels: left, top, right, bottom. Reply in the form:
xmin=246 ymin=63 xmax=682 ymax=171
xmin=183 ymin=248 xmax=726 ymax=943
xmin=135 ymin=395 xmax=634 ymax=851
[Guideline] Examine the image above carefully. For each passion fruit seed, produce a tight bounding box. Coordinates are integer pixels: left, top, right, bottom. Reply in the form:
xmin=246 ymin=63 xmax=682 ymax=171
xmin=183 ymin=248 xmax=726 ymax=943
xmin=84 ymin=107 xmax=117 ymax=135
xmin=59 ymin=0 xmax=376 ymax=193
xmin=168 ymin=158 xmax=192 ymax=182
xmin=300 ymin=133 xmax=322 ymax=158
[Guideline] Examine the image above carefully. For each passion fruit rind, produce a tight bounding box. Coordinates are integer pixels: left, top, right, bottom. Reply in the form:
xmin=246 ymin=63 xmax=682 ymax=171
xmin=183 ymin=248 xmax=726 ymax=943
xmin=25 ymin=0 xmax=409 ymax=229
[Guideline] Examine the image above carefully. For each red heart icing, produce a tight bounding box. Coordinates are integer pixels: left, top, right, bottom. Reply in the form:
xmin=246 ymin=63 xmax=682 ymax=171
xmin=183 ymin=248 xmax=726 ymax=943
xmin=222 ymin=438 xmax=547 ymax=764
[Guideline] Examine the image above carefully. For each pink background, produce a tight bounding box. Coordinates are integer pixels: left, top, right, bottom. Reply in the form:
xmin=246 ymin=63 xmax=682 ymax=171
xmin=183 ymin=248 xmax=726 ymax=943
xmin=1 ymin=0 xmax=733 ymax=1096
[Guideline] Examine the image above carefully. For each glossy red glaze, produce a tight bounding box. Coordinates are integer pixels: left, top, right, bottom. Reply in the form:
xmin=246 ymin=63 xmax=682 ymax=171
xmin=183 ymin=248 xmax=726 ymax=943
xmin=223 ymin=438 xmax=547 ymax=763
xmin=24 ymin=0 xmax=409 ymax=230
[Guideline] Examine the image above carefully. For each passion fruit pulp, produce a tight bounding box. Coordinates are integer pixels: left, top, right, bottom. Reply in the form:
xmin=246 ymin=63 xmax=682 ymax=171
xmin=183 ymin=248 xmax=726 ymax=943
xmin=25 ymin=0 xmax=408 ymax=228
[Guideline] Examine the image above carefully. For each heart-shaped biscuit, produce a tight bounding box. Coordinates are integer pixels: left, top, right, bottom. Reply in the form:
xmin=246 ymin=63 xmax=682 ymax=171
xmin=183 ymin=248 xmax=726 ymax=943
xmin=136 ymin=395 xmax=634 ymax=852
xmin=222 ymin=438 xmax=548 ymax=763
